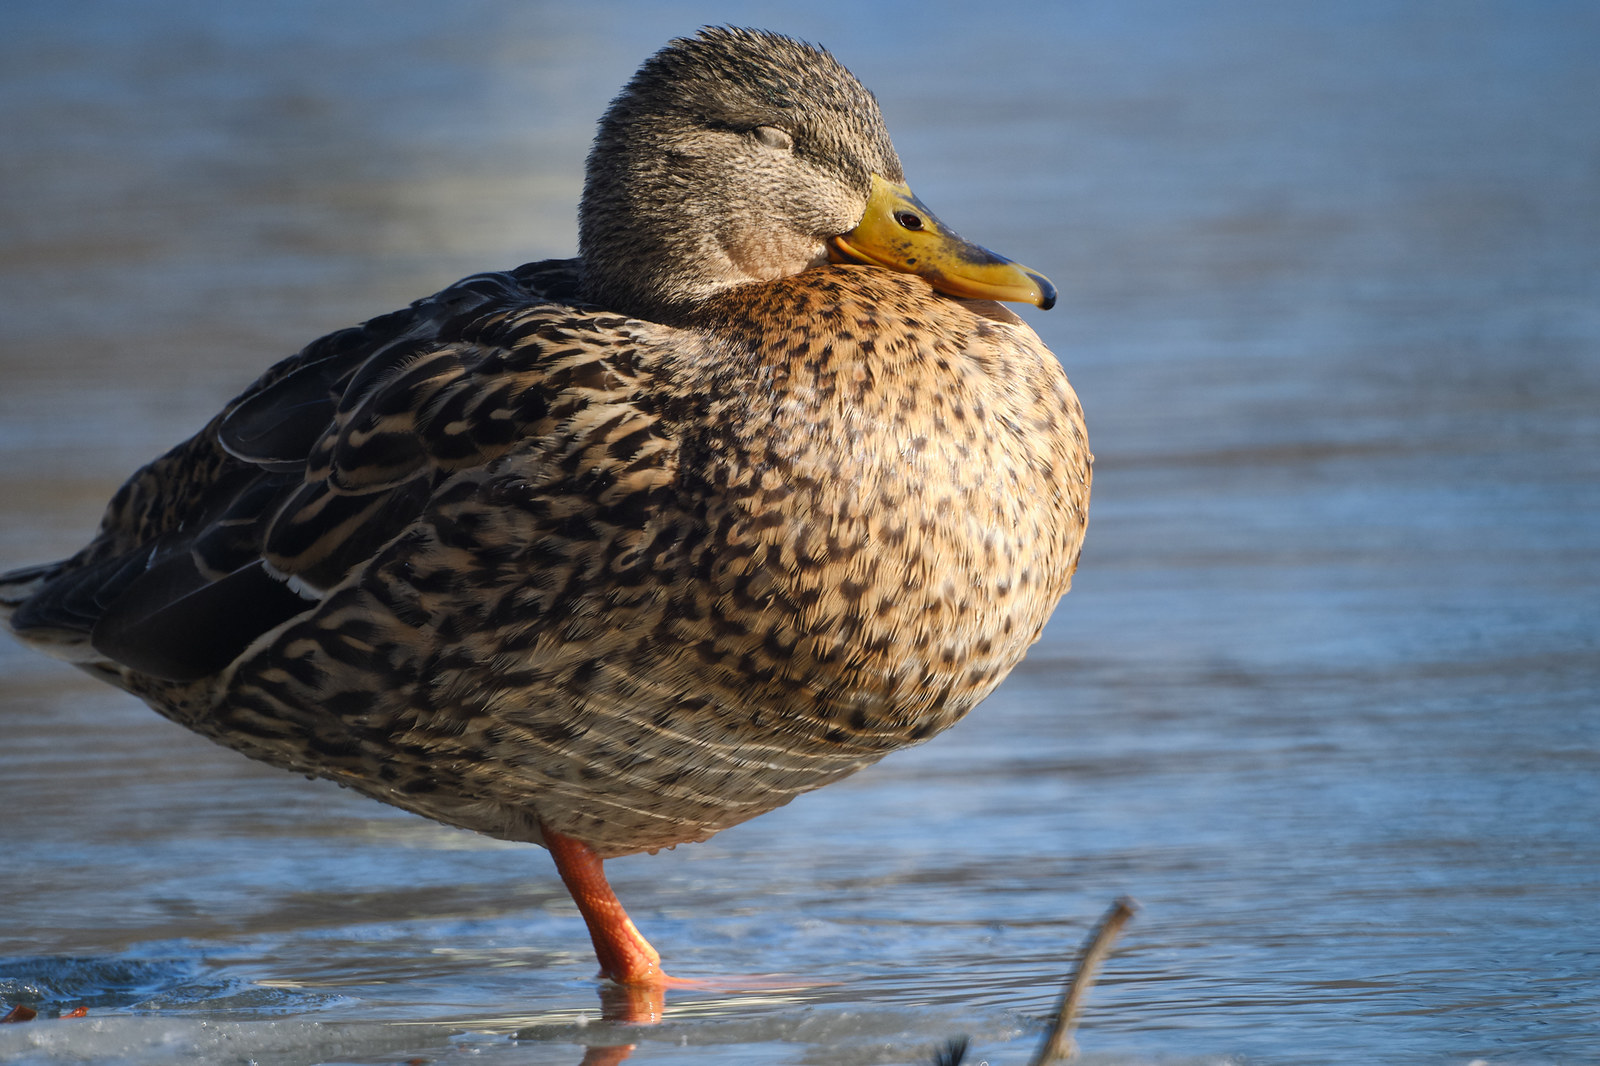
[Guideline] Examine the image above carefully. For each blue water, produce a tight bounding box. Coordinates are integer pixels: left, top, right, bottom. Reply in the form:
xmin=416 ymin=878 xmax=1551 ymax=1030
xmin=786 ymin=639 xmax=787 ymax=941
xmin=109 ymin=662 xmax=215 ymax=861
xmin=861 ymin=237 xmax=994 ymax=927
xmin=2 ymin=2 xmax=1597 ymax=1064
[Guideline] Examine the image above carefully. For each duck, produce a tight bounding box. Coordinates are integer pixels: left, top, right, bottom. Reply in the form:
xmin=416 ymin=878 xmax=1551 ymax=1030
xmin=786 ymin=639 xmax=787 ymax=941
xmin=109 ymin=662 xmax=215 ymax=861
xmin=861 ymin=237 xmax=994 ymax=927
xmin=1 ymin=26 xmax=1090 ymax=990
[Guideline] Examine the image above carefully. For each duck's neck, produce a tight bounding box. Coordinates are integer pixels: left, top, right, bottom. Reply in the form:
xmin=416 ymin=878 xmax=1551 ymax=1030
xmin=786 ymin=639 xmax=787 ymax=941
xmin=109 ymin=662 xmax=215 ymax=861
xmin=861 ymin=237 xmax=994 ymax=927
xmin=576 ymin=233 xmax=831 ymax=328
xmin=576 ymin=156 xmax=832 ymax=323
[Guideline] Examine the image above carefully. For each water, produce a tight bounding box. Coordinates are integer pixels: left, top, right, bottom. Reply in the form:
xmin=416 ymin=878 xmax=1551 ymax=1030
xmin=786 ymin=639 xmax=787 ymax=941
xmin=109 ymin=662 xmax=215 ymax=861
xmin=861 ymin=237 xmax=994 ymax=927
xmin=2 ymin=2 xmax=1597 ymax=1063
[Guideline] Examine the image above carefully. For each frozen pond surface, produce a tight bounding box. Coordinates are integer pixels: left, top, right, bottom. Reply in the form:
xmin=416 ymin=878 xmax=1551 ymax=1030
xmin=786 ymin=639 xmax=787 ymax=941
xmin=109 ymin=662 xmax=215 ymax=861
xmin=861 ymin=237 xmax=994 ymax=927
xmin=2 ymin=2 xmax=1598 ymax=1064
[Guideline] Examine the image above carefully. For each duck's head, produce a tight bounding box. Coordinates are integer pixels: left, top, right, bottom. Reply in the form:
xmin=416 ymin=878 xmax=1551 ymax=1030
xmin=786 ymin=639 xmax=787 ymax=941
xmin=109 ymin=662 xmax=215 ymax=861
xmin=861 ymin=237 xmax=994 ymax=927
xmin=578 ymin=27 xmax=1055 ymax=320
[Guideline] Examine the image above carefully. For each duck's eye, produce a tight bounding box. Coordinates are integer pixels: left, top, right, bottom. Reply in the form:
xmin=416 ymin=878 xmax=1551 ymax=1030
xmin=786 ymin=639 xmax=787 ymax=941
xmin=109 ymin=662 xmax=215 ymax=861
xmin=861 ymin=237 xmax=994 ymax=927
xmin=752 ymin=125 xmax=794 ymax=151
xmin=895 ymin=211 xmax=925 ymax=231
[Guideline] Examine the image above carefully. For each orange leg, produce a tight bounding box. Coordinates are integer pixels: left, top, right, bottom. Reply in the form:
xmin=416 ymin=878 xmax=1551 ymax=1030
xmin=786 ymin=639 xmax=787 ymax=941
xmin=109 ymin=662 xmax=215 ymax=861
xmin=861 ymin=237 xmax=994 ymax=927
xmin=542 ymin=823 xmax=667 ymax=986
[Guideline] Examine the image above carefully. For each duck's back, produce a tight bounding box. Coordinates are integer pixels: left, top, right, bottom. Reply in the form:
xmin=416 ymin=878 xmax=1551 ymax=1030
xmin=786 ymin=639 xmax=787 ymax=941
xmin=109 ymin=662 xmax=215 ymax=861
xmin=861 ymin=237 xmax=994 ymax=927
xmin=3 ymin=262 xmax=1088 ymax=858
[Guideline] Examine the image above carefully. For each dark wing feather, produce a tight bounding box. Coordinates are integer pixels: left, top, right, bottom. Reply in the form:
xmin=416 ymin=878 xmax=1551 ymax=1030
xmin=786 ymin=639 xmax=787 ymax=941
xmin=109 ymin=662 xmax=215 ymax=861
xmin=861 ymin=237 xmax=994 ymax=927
xmin=90 ymin=558 xmax=313 ymax=682
xmin=9 ymin=259 xmax=587 ymax=682
xmin=217 ymin=329 xmax=370 ymax=472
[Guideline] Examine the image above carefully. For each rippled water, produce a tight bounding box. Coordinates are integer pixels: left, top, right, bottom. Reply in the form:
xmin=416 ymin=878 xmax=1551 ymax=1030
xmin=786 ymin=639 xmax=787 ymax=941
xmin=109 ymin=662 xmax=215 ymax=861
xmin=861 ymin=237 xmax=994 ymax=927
xmin=2 ymin=2 xmax=1597 ymax=1064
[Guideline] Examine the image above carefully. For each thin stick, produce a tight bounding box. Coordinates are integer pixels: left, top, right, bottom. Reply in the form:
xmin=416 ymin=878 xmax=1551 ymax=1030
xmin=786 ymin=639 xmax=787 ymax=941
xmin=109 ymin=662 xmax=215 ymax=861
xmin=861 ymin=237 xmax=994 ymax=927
xmin=1028 ymin=896 xmax=1139 ymax=1065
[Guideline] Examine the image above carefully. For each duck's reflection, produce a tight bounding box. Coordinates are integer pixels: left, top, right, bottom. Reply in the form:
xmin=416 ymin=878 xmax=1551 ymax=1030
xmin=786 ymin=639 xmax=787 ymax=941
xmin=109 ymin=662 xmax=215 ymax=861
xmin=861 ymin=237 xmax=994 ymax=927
xmin=571 ymin=974 xmax=813 ymax=1063
xmin=573 ymin=979 xmax=666 ymax=1063
xmin=578 ymin=1042 xmax=637 ymax=1066
xmin=596 ymin=979 xmax=668 ymax=1026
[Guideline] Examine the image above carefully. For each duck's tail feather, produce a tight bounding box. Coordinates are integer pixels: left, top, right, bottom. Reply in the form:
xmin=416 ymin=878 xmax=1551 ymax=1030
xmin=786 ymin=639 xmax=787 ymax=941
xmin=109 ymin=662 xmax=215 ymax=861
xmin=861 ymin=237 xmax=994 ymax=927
xmin=1 ymin=559 xmax=102 ymax=663
xmin=0 ymin=561 xmax=64 ymax=611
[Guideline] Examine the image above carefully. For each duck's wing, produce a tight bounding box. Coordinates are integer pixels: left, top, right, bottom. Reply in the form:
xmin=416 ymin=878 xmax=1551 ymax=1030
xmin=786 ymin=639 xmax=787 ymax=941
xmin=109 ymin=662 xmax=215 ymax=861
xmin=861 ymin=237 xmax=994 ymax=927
xmin=7 ymin=259 xmax=592 ymax=682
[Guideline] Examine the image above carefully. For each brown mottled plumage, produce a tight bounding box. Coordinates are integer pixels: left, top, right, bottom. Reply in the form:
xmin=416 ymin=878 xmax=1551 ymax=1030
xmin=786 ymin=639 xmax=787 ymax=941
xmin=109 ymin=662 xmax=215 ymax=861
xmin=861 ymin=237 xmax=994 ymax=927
xmin=1 ymin=27 xmax=1089 ymax=988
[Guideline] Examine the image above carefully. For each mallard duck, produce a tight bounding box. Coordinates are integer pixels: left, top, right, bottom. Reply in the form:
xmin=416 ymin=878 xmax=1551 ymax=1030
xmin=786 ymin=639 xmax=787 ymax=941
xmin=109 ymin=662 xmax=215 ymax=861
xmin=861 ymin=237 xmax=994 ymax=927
xmin=1 ymin=27 xmax=1089 ymax=989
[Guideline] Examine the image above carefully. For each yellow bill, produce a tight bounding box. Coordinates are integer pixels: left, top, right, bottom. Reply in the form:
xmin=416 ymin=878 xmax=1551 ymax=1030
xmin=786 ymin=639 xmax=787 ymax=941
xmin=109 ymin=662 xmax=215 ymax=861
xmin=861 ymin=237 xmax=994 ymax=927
xmin=828 ymin=174 xmax=1056 ymax=310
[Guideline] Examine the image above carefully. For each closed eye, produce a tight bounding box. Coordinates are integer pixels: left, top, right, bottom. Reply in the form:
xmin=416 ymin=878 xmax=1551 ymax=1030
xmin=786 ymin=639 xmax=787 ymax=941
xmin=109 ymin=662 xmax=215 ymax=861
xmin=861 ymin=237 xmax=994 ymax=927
xmin=752 ymin=125 xmax=794 ymax=151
